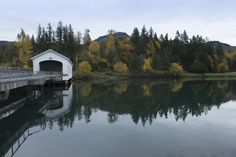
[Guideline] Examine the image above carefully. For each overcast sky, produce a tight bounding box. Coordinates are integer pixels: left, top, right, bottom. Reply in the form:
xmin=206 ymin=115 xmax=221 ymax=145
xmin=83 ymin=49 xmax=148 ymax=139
xmin=0 ymin=0 xmax=236 ymax=45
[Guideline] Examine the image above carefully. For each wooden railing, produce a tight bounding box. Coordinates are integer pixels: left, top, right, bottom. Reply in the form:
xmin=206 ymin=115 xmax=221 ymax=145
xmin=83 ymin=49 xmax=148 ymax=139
xmin=0 ymin=66 xmax=32 ymax=71
xmin=0 ymin=69 xmax=62 ymax=82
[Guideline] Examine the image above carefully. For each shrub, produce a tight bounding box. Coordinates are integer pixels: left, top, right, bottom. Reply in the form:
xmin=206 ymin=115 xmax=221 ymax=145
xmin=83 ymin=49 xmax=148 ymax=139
xmin=113 ymin=61 xmax=128 ymax=73
xmin=78 ymin=61 xmax=92 ymax=75
xmin=170 ymin=63 xmax=184 ymax=75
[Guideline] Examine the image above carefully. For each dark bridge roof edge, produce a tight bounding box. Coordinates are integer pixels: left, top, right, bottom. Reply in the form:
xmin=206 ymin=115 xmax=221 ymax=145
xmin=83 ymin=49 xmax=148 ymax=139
xmin=31 ymin=49 xmax=73 ymax=65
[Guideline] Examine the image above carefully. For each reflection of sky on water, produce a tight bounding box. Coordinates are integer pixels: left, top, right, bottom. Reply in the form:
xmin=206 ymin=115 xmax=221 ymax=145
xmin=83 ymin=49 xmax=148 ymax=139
xmin=16 ymin=101 xmax=236 ymax=157
xmin=2 ymin=80 xmax=236 ymax=157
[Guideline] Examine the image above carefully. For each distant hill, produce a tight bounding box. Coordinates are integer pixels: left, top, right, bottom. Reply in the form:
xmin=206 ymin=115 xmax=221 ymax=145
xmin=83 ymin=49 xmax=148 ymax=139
xmin=94 ymin=34 xmax=236 ymax=52
xmin=95 ymin=32 xmax=129 ymax=43
xmin=0 ymin=41 xmax=14 ymax=47
xmin=209 ymin=41 xmax=236 ymax=52
xmin=0 ymin=41 xmax=10 ymax=46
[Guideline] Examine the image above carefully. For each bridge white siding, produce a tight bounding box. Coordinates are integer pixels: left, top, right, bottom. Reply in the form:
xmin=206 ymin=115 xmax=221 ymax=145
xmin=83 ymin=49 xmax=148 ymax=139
xmin=65 ymin=59 xmax=72 ymax=81
xmin=31 ymin=50 xmax=72 ymax=81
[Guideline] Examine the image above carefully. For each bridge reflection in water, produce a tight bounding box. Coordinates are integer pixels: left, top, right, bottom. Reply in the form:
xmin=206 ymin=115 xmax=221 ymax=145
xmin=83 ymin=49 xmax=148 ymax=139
xmin=0 ymin=84 xmax=73 ymax=157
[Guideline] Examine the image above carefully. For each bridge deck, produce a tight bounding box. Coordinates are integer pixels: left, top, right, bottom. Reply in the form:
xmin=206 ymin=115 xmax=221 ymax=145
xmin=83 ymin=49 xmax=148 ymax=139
xmin=0 ymin=69 xmax=62 ymax=92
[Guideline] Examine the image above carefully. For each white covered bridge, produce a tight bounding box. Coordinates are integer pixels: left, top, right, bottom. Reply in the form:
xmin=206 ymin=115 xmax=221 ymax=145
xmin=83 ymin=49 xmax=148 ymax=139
xmin=31 ymin=49 xmax=72 ymax=81
xmin=0 ymin=49 xmax=72 ymax=92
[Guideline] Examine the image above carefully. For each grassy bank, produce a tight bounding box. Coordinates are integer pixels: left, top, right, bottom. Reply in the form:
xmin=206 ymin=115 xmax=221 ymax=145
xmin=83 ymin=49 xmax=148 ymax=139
xmin=74 ymin=71 xmax=236 ymax=81
xmin=180 ymin=72 xmax=236 ymax=78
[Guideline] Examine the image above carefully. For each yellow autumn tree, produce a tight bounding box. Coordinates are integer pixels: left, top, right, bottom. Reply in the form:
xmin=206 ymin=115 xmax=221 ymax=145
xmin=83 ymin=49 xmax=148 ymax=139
xmin=89 ymin=41 xmax=100 ymax=56
xmin=170 ymin=63 xmax=184 ymax=75
xmin=78 ymin=61 xmax=92 ymax=75
xmin=15 ymin=29 xmax=32 ymax=68
xmin=143 ymin=58 xmax=152 ymax=72
xmin=113 ymin=61 xmax=128 ymax=73
xmin=105 ymin=35 xmax=115 ymax=51
xmin=87 ymin=41 xmax=107 ymax=69
xmin=104 ymin=30 xmax=116 ymax=55
xmin=118 ymin=38 xmax=133 ymax=63
xmin=88 ymin=41 xmax=100 ymax=64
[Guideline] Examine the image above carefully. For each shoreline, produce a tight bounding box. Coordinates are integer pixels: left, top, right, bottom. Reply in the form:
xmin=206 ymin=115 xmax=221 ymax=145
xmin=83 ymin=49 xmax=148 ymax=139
xmin=74 ymin=71 xmax=236 ymax=82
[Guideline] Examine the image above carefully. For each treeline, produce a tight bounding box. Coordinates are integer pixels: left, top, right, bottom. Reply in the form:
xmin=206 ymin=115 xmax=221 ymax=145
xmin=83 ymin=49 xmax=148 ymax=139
xmin=1 ymin=21 xmax=236 ymax=74
xmin=32 ymin=22 xmax=84 ymax=63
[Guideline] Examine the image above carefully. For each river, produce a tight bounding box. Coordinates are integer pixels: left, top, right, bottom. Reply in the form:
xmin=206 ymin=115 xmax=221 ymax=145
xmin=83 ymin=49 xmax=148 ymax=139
xmin=1 ymin=80 xmax=236 ymax=157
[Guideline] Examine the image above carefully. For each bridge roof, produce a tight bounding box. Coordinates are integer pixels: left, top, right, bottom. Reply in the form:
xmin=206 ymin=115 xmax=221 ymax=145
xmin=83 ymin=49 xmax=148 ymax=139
xmin=31 ymin=49 xmax=73 ymax=65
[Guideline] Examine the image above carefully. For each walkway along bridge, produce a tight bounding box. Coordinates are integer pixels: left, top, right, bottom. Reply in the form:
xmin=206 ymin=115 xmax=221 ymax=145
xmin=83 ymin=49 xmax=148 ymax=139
xmin=0 ymin=68 xmax=63 ymax=92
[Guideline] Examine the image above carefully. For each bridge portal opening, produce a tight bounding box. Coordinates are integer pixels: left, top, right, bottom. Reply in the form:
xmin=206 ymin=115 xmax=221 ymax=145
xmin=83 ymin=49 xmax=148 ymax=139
xmin=39 ymin=60 xmax=62 ymax=72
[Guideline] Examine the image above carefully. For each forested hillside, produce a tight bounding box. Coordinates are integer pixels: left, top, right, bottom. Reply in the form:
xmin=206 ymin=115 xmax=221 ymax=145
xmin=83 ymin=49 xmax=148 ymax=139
xmin=1 ymin=22 xmax=236 ymax=75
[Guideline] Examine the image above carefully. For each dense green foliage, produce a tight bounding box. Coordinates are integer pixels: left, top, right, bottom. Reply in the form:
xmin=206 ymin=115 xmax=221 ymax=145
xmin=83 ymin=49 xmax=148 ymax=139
xmin=1 ymin=22 xmax=236 ymax=74
xmin=0 ymin=41 xmax=16 ymax=66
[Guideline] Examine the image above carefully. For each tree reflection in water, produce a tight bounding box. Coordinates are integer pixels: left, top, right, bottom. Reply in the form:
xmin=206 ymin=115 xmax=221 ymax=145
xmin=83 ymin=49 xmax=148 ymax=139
xmin=2 ymin=80 xmax=236 ymax=156
xmin=57 ymin=80 xmax=236 ymax=129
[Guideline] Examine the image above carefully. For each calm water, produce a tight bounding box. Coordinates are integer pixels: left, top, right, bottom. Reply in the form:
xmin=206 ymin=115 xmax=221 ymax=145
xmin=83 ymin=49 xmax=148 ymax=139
xmin=1 ymin=80 xmax=236 ymax=157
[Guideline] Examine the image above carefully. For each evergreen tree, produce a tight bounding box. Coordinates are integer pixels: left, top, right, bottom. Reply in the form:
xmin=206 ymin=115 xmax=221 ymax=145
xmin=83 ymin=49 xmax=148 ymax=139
xmin=56 ymin=21 xmax=63 ymax=51
xmin=67 ymin=24 xmax=76 ymax=60
xmin=129 ymin=54 xmax=143 ymax=73
xmin=46 ymin=23 xmax=53 ymax=48
xmin=181 ymin=30 xmax=189 ymax=44
xmin=131 ymin=28 xmax=141 ymax=55
xmin=140 ymin=26 xmax=149 ymax=55
xmin=41 ymin=27 xmax=47 ymax=51
xmin=83 ymin=29 xmax=91 ymax=46
xmin=149 ymin=27 xmax=154 ymax=40
xmin=35 ymin=24 xmax=43 ymax=52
